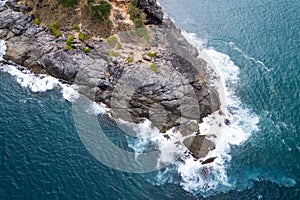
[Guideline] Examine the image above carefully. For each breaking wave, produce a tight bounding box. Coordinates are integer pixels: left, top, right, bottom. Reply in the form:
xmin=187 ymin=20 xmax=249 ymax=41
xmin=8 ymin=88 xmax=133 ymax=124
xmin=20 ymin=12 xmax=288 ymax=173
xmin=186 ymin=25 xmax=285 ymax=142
xmin=0 ymin=29 xmax=261 ymax=196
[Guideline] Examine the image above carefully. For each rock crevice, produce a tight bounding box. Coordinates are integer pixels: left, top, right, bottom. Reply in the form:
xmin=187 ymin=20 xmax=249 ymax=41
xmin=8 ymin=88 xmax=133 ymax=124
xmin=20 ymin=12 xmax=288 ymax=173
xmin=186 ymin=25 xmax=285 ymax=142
xmin=0 ymin=0 xmax=221 ymax=159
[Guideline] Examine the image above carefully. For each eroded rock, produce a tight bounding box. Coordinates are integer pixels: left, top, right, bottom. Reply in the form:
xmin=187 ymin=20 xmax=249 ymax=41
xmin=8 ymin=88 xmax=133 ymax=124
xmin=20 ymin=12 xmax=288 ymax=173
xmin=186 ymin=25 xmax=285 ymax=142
xmin=183 ymin=135 xmax=215 ymax=159
xmin=0 ymin=1 xmax=221 ymax=160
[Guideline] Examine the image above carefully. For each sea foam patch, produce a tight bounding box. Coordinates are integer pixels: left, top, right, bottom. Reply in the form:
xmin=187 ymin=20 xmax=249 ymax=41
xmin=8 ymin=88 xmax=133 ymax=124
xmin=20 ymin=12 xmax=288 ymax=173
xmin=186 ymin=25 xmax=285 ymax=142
xmin=0 ymin=0 xmax=7 ymax=7
xmin=1 ymin=64 xmax=80 ymax=102
xmin=159 ymin=32 xmax=261 ymax=196
xmin=1 ymin=28 xmax=258 ymax=196
xmin=0 ymin=40 xmax=79 ymax=102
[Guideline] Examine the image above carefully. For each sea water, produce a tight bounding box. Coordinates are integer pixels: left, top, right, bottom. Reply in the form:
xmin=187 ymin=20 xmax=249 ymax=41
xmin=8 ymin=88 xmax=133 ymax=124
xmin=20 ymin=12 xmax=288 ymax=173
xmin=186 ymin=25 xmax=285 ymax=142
xmin=0 ymin=0 xmax=299 ymax=199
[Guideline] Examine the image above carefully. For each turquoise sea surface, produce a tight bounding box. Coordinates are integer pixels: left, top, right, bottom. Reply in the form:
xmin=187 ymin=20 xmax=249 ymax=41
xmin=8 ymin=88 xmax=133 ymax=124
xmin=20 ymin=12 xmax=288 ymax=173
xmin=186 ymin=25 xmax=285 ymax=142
xmin=0 ymin=0 xmax=299 ymax=199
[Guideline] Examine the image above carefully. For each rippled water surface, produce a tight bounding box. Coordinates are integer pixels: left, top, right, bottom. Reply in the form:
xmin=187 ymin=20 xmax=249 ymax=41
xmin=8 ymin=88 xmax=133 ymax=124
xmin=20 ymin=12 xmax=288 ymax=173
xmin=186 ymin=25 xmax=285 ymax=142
xmin=1 ymin=0 xmax=299 ymax=199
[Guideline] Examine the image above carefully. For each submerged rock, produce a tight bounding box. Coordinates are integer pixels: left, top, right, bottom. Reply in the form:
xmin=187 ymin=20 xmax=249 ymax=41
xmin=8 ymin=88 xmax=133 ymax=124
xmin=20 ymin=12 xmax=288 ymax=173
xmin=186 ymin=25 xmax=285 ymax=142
xmin=201 ymin=157 xmax=217 ymax=165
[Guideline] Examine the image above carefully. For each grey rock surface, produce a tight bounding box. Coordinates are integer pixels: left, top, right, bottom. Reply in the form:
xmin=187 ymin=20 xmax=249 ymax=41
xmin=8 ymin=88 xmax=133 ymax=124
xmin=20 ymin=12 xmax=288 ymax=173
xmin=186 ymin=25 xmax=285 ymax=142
xmin=0 ymin=1 xmax=221 ymax=159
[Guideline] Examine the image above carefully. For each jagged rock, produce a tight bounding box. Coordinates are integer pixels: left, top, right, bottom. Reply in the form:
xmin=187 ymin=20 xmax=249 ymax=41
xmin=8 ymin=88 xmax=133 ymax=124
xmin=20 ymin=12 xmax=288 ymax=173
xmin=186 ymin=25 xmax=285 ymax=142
xmin=201 ymin=157 xmax=217 ymax=165
xmin=0 ymin=1 xmax=221 ymax=160
xmin=224 ymin=118 xmax=231 ymax=125
xmin=142 ymin=54 xmax=152 ymax=61
xmin=138 ymin=0 xmax=163 ymax=24
xmin=183 ymin=135 xmax=215 ymax=159
xmin=179 ymin=121 xmax=199 ymax=136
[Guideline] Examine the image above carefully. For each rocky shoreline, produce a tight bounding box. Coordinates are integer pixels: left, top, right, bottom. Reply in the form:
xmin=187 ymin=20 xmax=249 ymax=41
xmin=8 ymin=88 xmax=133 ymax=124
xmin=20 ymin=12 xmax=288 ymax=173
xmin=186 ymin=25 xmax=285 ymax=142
xmin=0 ymin=0 xmax=221 ymax=160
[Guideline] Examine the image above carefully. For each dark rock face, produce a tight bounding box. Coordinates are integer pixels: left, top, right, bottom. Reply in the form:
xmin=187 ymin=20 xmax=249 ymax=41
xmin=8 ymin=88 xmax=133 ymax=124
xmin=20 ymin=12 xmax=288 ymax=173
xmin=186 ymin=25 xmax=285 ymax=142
xmin=183 ymin=135 xmax=215 ymax=159
xmin=0 ymin=1 xmax=221 ymax=159
xmin=201 ymin=157 xmax=217 ymax=165
xmin=138 ymin=0 xmax=163 ymax=24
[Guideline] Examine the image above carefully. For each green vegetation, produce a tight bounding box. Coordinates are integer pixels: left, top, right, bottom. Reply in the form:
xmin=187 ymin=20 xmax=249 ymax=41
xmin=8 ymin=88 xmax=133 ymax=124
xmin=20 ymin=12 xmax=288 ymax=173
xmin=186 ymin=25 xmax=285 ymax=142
xmin=117 ymin=42 xmax=122 ymax=49
xmin=57 ymin=0 xmax=78 ymax=7
xmin=83 ymin=47 xmax=91 ymax=53
xmin=79 ymin=32 xmax=84 ymax=40
xmin=49 ymin=20 xmax=61 ymax=38
xmin=129 ymin=0 xmax=143 ymax=28
xmin=150 ymin=63 xmax=159 ymax=73
xmin=66 ymin=36 xmax=74 ymax=46
xmin=33 ymin=18 xmax=40 ymax=25
xmin=107 ymin=35 xmax=117 ymax=46
xmin=136 ymin=28 xmax=150 ymax=41
xmin=73 ymin=24 xmax=80 ymax=32
xmin=66 ymin=45 xmax=74 ymax=50
xmin=147 ymin=52 xmax=157 ymax=58
xmin=91 ymin=1 xmax=111 ymax=21
xmin=109 ymin=51 xmax=119 ymax=57
xmin=88 ymin=0 xmax=96 ymax=3
xmin=79 ymin=32 xmax=91 ymax=40
xmin=128 ymin=0 xmax=150 ymax=41
xmin=20 ymin=10 xmax=25 ymax=14
xmin=126 ymin=57 xmax=133 ymax=63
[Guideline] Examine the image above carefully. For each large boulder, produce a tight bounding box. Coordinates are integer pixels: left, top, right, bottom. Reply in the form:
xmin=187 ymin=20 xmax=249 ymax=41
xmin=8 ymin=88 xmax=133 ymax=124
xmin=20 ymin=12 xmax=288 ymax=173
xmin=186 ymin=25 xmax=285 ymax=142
xmin=183 ymin=135 xmax=215 ymax=159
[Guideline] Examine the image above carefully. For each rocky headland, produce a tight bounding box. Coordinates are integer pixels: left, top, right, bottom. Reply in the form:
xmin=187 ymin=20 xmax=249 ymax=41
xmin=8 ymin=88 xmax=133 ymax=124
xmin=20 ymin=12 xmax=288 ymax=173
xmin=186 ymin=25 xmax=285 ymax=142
xmin=0 ymin=0 xmax=222 ymax=161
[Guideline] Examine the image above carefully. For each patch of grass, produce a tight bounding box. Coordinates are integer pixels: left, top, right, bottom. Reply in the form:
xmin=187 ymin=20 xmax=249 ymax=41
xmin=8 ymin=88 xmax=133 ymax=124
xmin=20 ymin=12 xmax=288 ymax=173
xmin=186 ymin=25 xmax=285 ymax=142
xmin=147 ymin=52 xmax=157 ymax=58
xmin=79 ymin=32 xmax=91 ymax=40
xmin=51 ymin=20 xmax=60 ymax=29
xmin=107 ymin=35 xmax=117 ymax=46
xmin=150 ymin=63 xmax=159 ymax=73
xmin=51 ymin=29 xmax=61 ymax=37
xmin=73 ymin=24 xmax=80 ymax=32
xmin=126 ymin=57 xmax=133 ymax=63
xmin=117 ymin=42 xmax=122 ymax=49
xmin=91 ymin=1 xmax=111 ymax=21
xmin=83 ymin=47 xmax=91 ymax=53
xmin=129 ymin=0 xmax=143 ymax=28
xmin=49 ymin=20 xmax=61 ymax=38
xmin=136 ymin=27 xmax=150 ymax=41
xmin=88 ymin=0 xmax=95 ymax=3
xmin=66 ymin=36 xmax=74 ymax=46
xmin=133 ymin=18 xmax=144 ymax=28
xmin=20 ymin=10 xmax=25 ymax=14
xmin=57 ymin=0 xmax=78 ymax=7
xmin=109 ymin=51 xmax=119 ymax=57
xmin=79 ymin=32 xmax=84 ymax=40
xmin=66 ymin=45 xmax=74 ymax=50
xmin=128 ymin=0 xmax=150 ymax=41
xmin=33 ymin=18 xmax=40 ymax=25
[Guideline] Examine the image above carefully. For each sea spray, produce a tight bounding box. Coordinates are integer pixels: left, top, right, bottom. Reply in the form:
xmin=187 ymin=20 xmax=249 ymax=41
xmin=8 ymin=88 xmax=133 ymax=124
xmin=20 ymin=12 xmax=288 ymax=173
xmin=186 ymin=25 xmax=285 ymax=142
xmin=163 ymin=32 xmax=260 ymax=196
xmin=0 ymin=29 xmax=260 ymax=196
xmin=0 ymin=40 xmax=79 ymax=102
xmin=135 ymin=33 xmax=261 ymax=195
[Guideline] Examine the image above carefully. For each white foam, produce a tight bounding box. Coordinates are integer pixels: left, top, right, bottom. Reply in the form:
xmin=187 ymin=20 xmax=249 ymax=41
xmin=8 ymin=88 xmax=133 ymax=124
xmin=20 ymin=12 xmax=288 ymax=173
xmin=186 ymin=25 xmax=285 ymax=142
xmin=1 ymin=64 xmax=81 ymax=101
xmin=228 ymin=42 xmax=271 ymax=72
xmin=0 ymin=26 xmax=259 ymax=195
xmin=111 ymin=31 xmax=261 ymax=196
xmin=61 ymin=84 xmax=80 ymax=102
xmin=85 ymin=101 xmax=109 ymax=115
xmin=0 ymin=1 xmax=7 ymax=7
xmin=0 ymin=40 xmax=6 ymax=59
xmin=168 ymin=32 xmax=260 ymax=195
xmin=0 ymin=40 xmax=79 ymax=102
xmin=125 ymin=119 xmax=188 ymax=168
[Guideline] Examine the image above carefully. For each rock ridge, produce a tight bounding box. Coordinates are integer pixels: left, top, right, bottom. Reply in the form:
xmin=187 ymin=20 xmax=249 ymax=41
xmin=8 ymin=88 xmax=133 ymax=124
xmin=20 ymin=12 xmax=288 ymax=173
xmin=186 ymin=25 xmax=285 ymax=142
xmin=0 ymin=0 xmax=221 ymax=160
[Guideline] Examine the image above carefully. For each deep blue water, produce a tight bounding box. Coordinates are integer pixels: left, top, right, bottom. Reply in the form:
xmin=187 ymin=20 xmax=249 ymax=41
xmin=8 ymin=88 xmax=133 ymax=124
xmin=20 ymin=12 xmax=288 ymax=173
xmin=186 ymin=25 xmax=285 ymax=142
xmin=1 ymin=0 xmax=299 ymax=199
